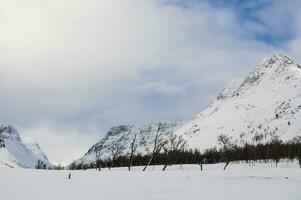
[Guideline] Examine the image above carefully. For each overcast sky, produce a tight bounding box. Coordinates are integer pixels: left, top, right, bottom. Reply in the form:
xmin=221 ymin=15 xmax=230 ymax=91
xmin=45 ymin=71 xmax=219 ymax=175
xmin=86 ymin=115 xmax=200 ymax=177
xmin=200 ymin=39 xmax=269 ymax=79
xmin=1 ymin=0 xmax=301 ymax=164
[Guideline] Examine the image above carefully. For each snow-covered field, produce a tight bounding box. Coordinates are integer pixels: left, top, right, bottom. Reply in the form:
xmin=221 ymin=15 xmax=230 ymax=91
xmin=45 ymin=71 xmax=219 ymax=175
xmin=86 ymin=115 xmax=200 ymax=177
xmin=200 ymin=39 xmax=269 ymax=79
xmin=1 ymin=162 xmax=301 ymax=200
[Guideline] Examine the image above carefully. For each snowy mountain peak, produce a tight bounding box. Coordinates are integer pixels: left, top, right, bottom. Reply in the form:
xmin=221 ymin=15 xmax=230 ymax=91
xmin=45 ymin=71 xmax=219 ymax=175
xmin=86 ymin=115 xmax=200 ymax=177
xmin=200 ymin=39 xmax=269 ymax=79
xmin=175 ymin=54 xmax=301 ymax=151
xmin=0 ymin=124 xmax=21 ymax=142
xmin=232 ymin=54 xmax=300 ymax=97
xmin=0 ymin=124 xmax=53 ymax=168
xmin=107 ymin=125 xmax=131 ymax=137
xmin=260 ymin=54 xmax=294 ymax=67
xmin=213 ymin=55 xmax=297 ymax=105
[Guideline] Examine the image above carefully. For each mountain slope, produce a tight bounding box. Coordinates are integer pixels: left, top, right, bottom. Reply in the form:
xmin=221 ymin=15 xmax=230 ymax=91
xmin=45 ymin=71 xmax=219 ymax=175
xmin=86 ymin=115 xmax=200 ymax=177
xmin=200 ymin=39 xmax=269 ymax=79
xmin=175 ymin=54 xmax=301 ymax=150
xmin=0 ymin=124 xmax=53 ymax=168
xmin=72 ymin=122 xmax=180 ymax=166
xmin=0 ymin=148 xmax=21 ymax=168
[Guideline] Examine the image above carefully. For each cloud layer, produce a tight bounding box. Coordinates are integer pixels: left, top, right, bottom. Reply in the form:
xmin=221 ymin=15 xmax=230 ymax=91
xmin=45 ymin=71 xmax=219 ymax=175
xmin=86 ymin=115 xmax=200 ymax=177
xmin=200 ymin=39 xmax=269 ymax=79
xmin=0 ymin=0 xmax=299 ymax=163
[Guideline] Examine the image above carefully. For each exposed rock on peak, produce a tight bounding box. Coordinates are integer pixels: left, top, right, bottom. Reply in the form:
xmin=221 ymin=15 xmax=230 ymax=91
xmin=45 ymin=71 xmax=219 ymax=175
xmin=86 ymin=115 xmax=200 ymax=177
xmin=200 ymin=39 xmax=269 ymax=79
xmin=0 ymin=124 xmax=21 ymax=142
xmin=262 ymin=54 xmax=294 ymax=66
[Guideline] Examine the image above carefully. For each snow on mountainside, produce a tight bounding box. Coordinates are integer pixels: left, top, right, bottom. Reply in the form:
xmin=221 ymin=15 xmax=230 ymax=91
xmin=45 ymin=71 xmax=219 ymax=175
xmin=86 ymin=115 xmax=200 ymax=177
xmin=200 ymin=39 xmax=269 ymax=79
xmin=72 ymin=122 xmax=180 ymax=165
xmin=72 ymin=54 xmax=301 ymax=166
xmin=0 ymin=124 xmax=52 ymax=168
xmin=0 ymin=148 xmax=21 ymax=168
xmin=175 ymin=54 xmax=301 ymax=150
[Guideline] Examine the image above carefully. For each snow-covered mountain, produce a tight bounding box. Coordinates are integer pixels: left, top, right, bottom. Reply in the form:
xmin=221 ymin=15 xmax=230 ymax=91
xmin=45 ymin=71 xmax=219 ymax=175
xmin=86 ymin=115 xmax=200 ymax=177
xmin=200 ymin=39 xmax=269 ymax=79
xmin=175 ymin=54 xmax=301 ymax=150
xmin=0 ymin=124 xmax=53 ymax=168
xmin=72 ymin=122 xmax=180 ymax=165
xmin=72 ymin=54 xmax=301 ymax=166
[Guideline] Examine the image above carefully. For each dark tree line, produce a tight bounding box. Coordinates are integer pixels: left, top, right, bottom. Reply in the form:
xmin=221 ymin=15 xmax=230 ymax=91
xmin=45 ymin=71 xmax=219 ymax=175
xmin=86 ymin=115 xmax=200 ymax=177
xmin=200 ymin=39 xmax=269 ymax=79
xmin=35 ymin=160 xmax=47 ymax=169
xmin=0 ymin=128 xmax=5 ymax=148
xmin=0 ymin=135 xmax=5 ymax=148
xmin=70 ymin=135 xmax=301 ymax=170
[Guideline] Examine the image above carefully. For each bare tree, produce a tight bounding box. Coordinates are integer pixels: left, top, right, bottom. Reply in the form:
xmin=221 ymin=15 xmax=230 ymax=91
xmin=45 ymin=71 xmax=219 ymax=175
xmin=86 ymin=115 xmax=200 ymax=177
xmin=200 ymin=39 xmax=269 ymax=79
xmin=128 ymin=131 xmax=138 ymax=171
xmin=218 ymin=134 xmax=236 ymax=170
xmin=270 ymin=135 xmax=282 ymax=167
xmin=69 ymin=161 xmax=77 ymax=170
xmin=0 ymin=128 xmax=5 ymax=148
xmin=143 ymin=123 xmax=166 ymax=171
xmin=298 ymin=151 xmax=301 ymax=168
xmin=95 ymin=147 xmax=103 ymax=171
xmin=107 ymin=136 xmax=126 ymax=169
xmin=290 ymin=136 xmax=301 ymax=168
xmin=35 ymin=160 xmax=46 ymax=169
xmin=162 ymin=134 xmax=187 ymax=171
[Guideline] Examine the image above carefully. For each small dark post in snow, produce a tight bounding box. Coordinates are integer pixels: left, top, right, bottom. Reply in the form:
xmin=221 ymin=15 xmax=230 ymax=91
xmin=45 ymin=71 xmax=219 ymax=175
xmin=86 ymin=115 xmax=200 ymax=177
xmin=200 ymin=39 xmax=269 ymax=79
xmin=68 ymin=172 xmax=71 ymax=179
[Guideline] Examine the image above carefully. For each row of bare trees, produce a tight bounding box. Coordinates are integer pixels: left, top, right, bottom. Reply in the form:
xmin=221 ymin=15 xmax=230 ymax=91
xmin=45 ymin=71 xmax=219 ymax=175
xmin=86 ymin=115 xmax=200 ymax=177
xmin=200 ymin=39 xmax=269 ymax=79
xmin=217 ymin=134 xmax=301 ymax=170
xmin=70 ymin=131 xmax=301 ymax=171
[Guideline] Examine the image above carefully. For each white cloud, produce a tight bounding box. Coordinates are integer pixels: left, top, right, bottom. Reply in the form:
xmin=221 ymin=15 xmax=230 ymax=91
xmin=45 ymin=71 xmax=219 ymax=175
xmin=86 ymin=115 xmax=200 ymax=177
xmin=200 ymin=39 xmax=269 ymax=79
xmin=137 ymin=81 xmax=184 ymax=95
xmin=1 ymin=0 xmax=298 ymax=163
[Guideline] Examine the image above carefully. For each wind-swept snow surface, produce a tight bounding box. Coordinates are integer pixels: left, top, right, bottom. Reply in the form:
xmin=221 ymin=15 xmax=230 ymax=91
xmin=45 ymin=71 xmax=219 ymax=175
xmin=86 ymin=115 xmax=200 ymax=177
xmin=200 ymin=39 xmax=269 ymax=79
xmin=175 ymin=54 xmax=301 ymax=150
xmin=0 ymin=162 xmax=300 ymax=200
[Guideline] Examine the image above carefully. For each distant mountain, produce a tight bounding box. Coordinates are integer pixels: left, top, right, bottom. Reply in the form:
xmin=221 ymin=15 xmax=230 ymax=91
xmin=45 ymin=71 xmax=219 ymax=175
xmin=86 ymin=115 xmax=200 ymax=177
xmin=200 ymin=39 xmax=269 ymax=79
xmin=0 ymin=124 xmax=53 ymax=168
xmin=71 ymin=122 xmax=180 ymax=166
xmin=175 ymin=54 xmax=301 ymax=150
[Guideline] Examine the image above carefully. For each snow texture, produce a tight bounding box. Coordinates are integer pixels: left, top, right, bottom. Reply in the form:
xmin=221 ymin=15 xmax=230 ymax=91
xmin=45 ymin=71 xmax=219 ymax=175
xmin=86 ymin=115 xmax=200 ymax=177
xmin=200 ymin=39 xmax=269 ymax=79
xmin=0 ymin=162 xmax=300 ymax=200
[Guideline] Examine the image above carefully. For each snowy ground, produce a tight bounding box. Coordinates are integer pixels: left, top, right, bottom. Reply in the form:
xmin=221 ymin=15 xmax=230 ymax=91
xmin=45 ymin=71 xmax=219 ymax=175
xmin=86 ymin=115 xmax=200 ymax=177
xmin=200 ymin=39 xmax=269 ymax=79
xmin=1 ymin=162 xmax=301 ymax=200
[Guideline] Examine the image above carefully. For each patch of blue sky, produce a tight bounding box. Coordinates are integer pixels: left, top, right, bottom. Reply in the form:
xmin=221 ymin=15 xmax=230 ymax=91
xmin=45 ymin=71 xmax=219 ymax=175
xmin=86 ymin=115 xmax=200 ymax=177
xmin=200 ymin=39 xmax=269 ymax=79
xmin=161 ymin=0 xmax=293 ymax=46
